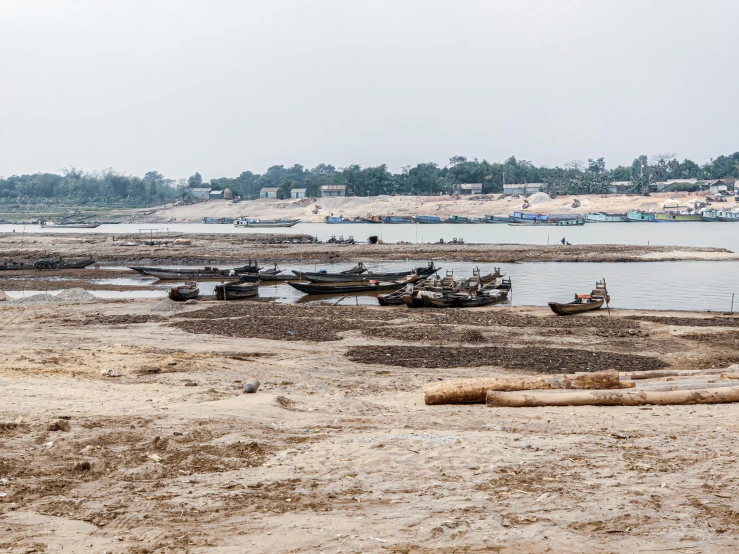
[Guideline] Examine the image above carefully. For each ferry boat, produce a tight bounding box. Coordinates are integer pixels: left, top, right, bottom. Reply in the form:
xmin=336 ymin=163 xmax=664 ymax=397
xmin=717 ymin=209 xmax=739 ymax=222
xmin=234 ymin=218 xmax=300 ymax=228
xmin=510 ymin=211 xmax=548 ymax=223
xmin=445 ymin=214 xmax=470 ymax=223
xmin=625 ymin=210 xmax=655 ymax=222
xmin=701 ymin=209 xmax=719 ymax=222
xmin=584 ymin=212 xmax=626 ymax=223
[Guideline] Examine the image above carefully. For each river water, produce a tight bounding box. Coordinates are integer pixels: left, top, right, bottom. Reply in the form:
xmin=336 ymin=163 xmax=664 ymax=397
xmin=1 ymin=222 xmax=738 ymax=251
xmin=5 ymin=260 xmax=737 ymax=312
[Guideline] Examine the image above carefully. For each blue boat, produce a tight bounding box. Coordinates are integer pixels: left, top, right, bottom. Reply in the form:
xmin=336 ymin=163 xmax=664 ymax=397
xmin=326 ymin=216 xmax=364 ymax=224
xmin=485 ymin=215 xmax=512 ymax=224
xmin=203 ymin=217 xmax=219 ymax=224
xmin=383 ymin=216 xmax=413 ymax=224
xmin=412 ymin=215 xmax=442 ymax=224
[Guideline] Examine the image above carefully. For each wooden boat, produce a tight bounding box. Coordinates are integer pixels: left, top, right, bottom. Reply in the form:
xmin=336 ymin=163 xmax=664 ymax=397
xmin=214 ymin=281 xmax=259 ymax=300
xmin=293 ymin=262 xmax=439 ymax=283
xmin=382 ymin=216 xmax=413 ymax=224
xmin=132 ymin=262 xmax=259 ymax=278
xmin=341 ymin=262 xmax=368 ymax=274
xmin=255 ymin=272 xmax=299 ymax=282
xmin=378 ymin=284 xmax=415 ymax=306
xmin=39 ymin=219 xmax=101 ymax=229
xmin=457 ymin=290 xmax=508 ymax=307
xmin=717 ymin=210 xmax=739 ymax=222
xmin=58 ymin=259 xmax=96 ymax=269
xmin=548 ymin=279 xmax=609 ymax=316
xmin=625 ymin=210 xmax=655 ymax=222
xmin=168 ymin=282 xmax=199 ymax=301
xmin=141 ymin=268 xmax=236 ymax=280
xmin=290 ymin=276 xmax=418 ymax=295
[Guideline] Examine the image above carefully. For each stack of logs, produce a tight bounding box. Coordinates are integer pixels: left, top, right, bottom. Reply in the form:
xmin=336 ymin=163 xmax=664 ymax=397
xmin=423 ymin=366 xmax=739 ymax=407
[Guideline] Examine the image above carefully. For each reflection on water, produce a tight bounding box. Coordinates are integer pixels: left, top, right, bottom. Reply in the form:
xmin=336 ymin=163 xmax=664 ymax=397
xmin=1 ymin=221 xmax=737 ymax=250
xmin=6 ymin=260 xmax=737 ymax=311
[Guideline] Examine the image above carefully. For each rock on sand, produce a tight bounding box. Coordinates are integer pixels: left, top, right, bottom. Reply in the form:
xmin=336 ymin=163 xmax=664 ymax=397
xmin=57 ymin=288 xmax=97 ymax=302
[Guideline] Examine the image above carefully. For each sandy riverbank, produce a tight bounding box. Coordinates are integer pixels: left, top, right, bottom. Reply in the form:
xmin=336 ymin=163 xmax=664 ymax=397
xmin=139 ymin=191 xmax=730 ymax=224
xmin=2 ymin=298 xmax=739 ymax=552
xmin=1 ymin=232 xmax=736 ymax=265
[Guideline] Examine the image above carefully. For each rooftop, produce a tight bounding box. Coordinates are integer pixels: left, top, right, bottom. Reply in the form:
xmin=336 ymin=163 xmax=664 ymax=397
xmin=260 ymin=187 xmax=280 ymax=192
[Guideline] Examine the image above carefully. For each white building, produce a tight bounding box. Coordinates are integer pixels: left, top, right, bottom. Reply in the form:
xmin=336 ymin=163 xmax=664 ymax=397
xmin=190 ymin=187 xmax=211 ymax=200
xmin=291 ymin=188 xmax=308 ymax=199
xmin=458 ymin=183 xmax=483 ymax=195
xmin=259 ymin=187 xmax=279 ymax=199
xmin=320 ymin=184 xmax=346 ymax=197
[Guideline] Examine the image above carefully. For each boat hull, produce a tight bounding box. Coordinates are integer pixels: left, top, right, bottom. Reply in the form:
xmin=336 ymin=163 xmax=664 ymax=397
xmin=293 ymin=266 xmax=438 ymax=283
xmin=168 ymin=286 xmax=199 ymax=301
xmin=214 ymin=282 xmax=259 ymax=300
xmin=289 ymin=280 xmax=410 ymax=295
xmin=548 ymin=297 xmax=605 ymax=315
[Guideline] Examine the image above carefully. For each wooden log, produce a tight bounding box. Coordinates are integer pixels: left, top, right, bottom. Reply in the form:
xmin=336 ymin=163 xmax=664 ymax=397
xmin=634 ymin=382 xmax=733 ymax=393
xmin=424 ymin=370 xmax=620 ymax=405
xmin=622 ymin=367 xmax=739 ymax=380
xmin=486 ymin=385 xmax=739 ymax=408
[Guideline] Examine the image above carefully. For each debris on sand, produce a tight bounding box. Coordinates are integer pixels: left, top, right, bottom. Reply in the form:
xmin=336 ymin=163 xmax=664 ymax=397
xmin=151 ymin=298 xmax=188 ymax=313
xmin=57 ymin=288 xmax=97 ymax=302
xmin=11 ymin=293 xmax=62 ymax=304
xmin=0 ymin=291 xmax=6 ymax=301
xmin=243 ymin=378 xmax=260 ymax=393
xmin=100 ymin=368 xmax=123 ymax=377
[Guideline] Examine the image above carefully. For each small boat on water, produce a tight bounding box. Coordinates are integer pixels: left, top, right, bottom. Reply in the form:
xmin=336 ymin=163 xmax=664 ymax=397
xmin=290 ymin=275 xmax=418 ymax=295
xmin=548 ymin=279 xmax=609 ymax=316
xmin=169 ymin=282 xmax=199 ymax=301
xmin=234 ymin=218 xmax=300 ymax=228
xmin=377 ymin=284 xmax=415 ymax=305
xmin=584 ymin=212 xmax=626 ymax=223
xmin=293 ymin=262 xmax=439 ymax=283
xmin=214 ymin=280 xmax=259 ymax=300
xmin=326 ymin=216 xmax=365 ymax=224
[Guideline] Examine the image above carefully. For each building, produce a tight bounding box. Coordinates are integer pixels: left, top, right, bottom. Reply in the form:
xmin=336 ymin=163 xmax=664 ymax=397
xmin=291 ymin=188 xmax=308 ymax=199
xmin=503 ymin=183 xmax=546 ymax=196
xmin=190 ymin=187 xmax=211 ymax=200
xmin=223 ymin=188 xmax=233 ymax=200
xmin=259 ymin=187 xmax=279 ymax=199
xmin=458 ymin=183 xmax=483 ymax=195
xmin=209 ymin=190 xmax=224 ymax=200
xmin=607 ymin=181 xmax=632 ymax=194
xmin=709 ymin=180 xmax=729 ymax=195
xmin=320 ymin=184 xmax=346 ymax=197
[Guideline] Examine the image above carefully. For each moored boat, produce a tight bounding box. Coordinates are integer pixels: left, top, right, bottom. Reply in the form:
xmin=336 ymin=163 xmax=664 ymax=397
xmin=717 ymin=209 xmax=739 ymax=222
xmin=289 ymin=275 xmax=418 ymax=295
xmin=412 ymin=215 xmax=443 ymax=224
xmin=485 ymin=215 xmax=512 ymax=224
xmin=625 ymin=210 xmax=655 ymax=222
xmin=169 ymin=282 xmax=199 ymax=301
xmin=584 ymin=212 xmax=626 ymax=223
xmin=234 ymin=218 xmax=300 ymax=227
xmin=382 ymin=215 xmax=413 ymax=224
xmin=214 ymin=280 xmax=259 ymax=300
xmin=292 ymin=262 xmax=439 ymax=283
xmin=548 ymin=279 xmax=609 ymax=316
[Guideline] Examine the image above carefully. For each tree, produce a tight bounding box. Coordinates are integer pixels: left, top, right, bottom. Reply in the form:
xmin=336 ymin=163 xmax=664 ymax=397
xmin=188 ymin=172 xmax=203 ymax=187
xmin=449 ymin=155 xmax=467 ymax=166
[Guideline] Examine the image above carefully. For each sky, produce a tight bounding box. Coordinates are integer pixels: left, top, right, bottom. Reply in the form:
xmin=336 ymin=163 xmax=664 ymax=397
xmin=1 ymin=0 xmax=738 ymax=180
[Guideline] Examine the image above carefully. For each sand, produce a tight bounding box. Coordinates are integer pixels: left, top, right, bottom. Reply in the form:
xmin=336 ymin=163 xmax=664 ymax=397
xmin=138 ymin=191 xmax=733 ymax=223
xmin=2 ymin=298 xmax=739 ymax=552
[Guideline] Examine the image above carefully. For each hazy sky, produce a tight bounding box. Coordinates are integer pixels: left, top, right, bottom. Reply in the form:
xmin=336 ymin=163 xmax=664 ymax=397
xmin=1 ymin=0 xmax=737 ymax=180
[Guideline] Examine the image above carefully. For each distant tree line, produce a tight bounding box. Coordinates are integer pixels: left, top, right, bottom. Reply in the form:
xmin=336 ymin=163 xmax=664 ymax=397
xmin=1 ymin=152 xmax=738 ymax=208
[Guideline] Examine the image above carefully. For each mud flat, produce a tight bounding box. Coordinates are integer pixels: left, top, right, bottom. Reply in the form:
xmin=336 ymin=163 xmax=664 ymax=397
xmin=2 ymin=299 xmax=739 ymax=552
xmin=0 ymin=231 xmax=736 ymax=264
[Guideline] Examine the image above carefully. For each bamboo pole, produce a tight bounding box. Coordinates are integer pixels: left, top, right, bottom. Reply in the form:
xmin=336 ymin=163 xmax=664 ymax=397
xmin=424 ymin=370 xmax=621 ymax=405
xmin=486 ymin=385 xmax=739 ymax=408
